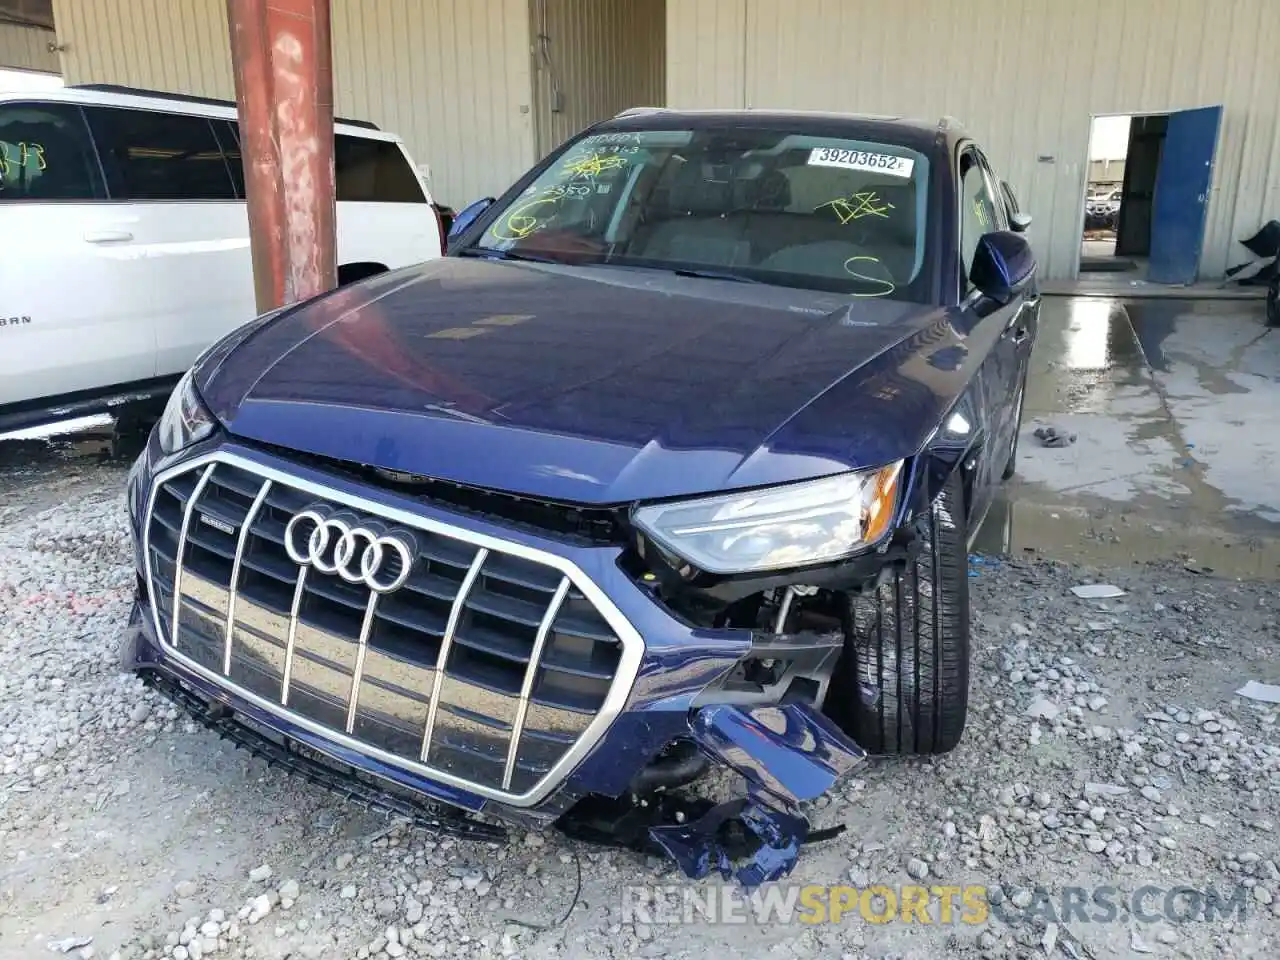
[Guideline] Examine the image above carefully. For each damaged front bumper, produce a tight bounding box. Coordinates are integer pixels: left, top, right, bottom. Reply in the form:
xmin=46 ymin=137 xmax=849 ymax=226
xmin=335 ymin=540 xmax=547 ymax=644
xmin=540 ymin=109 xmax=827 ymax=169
xmin=123 ymin=440 xmax=869 ymax=885
xmin=123 ymin=600 xmax=864 ymax=884
xmin=652 ymin=703 xmax=864 ymax=884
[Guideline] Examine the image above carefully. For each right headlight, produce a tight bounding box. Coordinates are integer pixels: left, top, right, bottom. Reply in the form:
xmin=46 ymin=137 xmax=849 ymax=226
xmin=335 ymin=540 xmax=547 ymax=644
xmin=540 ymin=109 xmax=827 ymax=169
xmin=155 ymin=369 xmax=217 ymax=455
xmin=631 ymin=462 xmax=903 ymax=575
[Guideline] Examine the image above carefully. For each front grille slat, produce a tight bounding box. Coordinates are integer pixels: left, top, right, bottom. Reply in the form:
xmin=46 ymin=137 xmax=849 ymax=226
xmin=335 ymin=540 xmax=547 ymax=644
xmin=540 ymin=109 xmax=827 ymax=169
xmin=452 ymin=624 xmax=534 ymax=665
xmin=224 ymin=479 xmax=273 ymax=674
xmin=419 ymin=549 xmax=489 ymax=764
xmin=239 ymin=547 xmax=298 ymax=585
xmin=483 ymin=554 xmax=564 ymax=594
xmin=418 ymin=536 xmax=477 ymax=570
xmin=279 ymin=567 xmax=309 ymax=706
xmin=251 ymin=514 xmax=287 ymax=545
xmin=186 ymin=527 xmax=237 ymax=561
xmin=401 ymin=571 xmax=464 ymax=605
xmin=306 ymin=573 xmax=369 ymax=612
xmin=170 ymin=465 xmax=216 ymax=651
xmin=464 ymin=589 xmax=544 ymax=627
xmin=345 ymin=592 xmax=380 ymax=733
xmin=503 ymin=577 xmax=570 ymax=790
xmin=540 ymin=645 xmax=620 ymax=681
xmin=374 ymin=598 xmax=447 ymax=639
xmin=146 ymin=453 xmax=635 ymax=806
xmin=192 ymin=492 xmax=252 ymax=531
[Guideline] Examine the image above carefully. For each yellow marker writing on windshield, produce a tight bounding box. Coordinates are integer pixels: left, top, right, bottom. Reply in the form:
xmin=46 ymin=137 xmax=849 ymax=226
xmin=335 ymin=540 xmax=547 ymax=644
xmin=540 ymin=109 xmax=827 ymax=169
xmin=561 ymin=152 xmax=628 ymax=178
xmin=492 ymin=188 xmax=565 ymax=241
xmin=820 ymin=191 xmax=894 ymax=225
xmin=843 ymin=256 xmax=896 ymax=298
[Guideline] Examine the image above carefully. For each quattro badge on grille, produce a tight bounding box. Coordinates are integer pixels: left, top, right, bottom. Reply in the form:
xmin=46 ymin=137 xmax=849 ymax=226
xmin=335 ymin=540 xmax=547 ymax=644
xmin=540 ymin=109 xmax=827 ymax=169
xmin=199 ymin=513 xmax=236 ymax=536
xmin=284 ymin=506 xmax=418 ymax=593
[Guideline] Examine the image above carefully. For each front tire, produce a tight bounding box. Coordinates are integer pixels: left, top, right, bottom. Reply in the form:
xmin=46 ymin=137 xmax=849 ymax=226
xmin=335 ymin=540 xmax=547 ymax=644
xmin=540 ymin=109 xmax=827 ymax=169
xmin=824 ymin=470 xmax=970 ymax=755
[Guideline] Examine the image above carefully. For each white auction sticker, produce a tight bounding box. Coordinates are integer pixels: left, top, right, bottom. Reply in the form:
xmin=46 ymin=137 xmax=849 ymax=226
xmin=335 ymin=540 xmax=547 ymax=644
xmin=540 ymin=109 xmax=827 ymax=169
xmin=808 ymin=147 xmax=914 ymax=178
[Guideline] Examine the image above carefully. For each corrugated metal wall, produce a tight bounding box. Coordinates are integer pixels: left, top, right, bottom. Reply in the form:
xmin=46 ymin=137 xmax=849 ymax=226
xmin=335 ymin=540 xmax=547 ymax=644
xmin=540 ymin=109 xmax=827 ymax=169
xmin=666 ymin=0 xmax=1280 ymax=282
xmin=50 ymin=0 xmax=233 ymax=93
xmin=49 ymin=0 xmax=536 ymax=207
xmin=664 ymin=0 xmax=744 ymax=108
xmin=0 ymin=22 xmax=59 ymax=73
xmin=329 ymin=1 xmax=534 ymax=207
xmin=530 ymin=0 xmax=665 ymax=156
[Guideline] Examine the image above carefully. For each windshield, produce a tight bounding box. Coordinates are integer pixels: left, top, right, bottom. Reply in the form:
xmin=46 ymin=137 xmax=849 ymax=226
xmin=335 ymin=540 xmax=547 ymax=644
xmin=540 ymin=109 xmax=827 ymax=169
xmin=467 ymin=127 xmax=933 ymax=301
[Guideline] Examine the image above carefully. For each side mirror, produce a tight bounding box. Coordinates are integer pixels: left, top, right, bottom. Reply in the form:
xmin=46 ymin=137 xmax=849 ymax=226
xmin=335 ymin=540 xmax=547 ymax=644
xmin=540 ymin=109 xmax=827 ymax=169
xmin=969 ymin=231 xmax=1036 ymax=305
xmin=446 ymin=197 xmax=495 ymax=248
xmin=1010 ymin=212 xmax=1032 ymax=232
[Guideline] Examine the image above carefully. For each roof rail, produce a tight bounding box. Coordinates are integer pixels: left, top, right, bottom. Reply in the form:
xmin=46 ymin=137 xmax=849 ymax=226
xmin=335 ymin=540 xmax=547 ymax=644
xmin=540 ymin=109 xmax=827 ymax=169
xmin=67 ymin=83 xmax=380 ymax=130
xmin=613 ymin=106 xmax=664 ymax=118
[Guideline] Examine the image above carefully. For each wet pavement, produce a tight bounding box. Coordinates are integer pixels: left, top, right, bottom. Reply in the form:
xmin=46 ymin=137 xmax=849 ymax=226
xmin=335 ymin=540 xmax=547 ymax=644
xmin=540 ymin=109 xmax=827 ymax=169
xmin=975 ymin=295 xmax=1280 ymax=578
xmin=3 ymin=296 xmax=1278 ymax=577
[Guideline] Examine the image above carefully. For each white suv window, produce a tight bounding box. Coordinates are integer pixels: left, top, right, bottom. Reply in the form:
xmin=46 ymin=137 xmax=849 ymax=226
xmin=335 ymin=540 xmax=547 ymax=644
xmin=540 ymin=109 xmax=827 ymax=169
xmin=85 ymin=106 xmax=237 ymax=201
xmin=334 ymin=135 xmax=425 ymax=203
xmin=0 ymin=102 xmax=105 ymax=201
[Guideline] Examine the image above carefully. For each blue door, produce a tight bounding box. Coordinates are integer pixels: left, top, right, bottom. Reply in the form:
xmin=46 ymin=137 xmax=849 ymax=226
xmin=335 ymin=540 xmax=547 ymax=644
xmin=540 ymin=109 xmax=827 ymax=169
xmin=1147 ymin=105 xmax=1222 ymax=284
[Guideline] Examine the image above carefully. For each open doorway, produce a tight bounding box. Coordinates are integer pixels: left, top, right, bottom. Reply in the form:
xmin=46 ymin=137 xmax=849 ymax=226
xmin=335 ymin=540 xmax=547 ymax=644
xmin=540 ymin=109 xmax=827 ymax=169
xmin=1078 ymin=107 xmax=1222 ymax=285
xmin=1080 ymin=114 xmax=1147 ymax=274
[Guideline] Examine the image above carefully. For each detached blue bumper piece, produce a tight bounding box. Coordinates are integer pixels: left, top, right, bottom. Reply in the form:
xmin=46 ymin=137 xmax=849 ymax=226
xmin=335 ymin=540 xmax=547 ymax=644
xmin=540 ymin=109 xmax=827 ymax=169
xmin=691 ymin=704 xmax=865 ymax=806
xmin=650 ymin=704 xmax=865 ymax=887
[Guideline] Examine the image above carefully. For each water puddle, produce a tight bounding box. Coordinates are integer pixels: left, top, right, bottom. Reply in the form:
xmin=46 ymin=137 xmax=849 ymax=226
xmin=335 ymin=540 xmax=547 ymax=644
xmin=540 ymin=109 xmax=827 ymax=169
xmin=974 ymin=489 xmax=1280 ymax=581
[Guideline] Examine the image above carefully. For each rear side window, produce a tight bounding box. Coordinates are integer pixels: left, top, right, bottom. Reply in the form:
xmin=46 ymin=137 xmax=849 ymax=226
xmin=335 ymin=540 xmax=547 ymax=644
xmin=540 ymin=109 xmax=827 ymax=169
xmin=0 ymin=102 xmax=105 ymax=201
xmin=86 ymin=106 xmax=237 ymax=201
xmin=335 ymin=134 xmax=424 ymax=203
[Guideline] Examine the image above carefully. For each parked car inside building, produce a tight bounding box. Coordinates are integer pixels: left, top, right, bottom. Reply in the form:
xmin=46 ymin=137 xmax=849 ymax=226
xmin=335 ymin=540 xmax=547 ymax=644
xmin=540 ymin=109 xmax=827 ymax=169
xmin=121 ymin=110 xmax=1039 ymax=883
xmin=0 ymin=84 xmax=445 ymax=434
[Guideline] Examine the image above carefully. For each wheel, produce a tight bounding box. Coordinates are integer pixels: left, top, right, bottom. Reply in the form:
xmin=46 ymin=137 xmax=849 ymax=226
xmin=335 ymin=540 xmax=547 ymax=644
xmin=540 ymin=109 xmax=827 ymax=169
xmin=1266 ymin=274 xmax=1279 ymax=328
xmin=1002 ymin=372 xmax=1028 ymax=480
xmin=823 ymin=469 xmax=970 ymax=755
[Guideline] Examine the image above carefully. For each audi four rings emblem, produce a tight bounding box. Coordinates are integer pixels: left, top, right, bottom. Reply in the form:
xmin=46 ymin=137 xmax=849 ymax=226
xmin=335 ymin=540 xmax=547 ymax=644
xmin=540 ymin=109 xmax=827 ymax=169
xmin=284 ymin=507 xmax=417 ymax=593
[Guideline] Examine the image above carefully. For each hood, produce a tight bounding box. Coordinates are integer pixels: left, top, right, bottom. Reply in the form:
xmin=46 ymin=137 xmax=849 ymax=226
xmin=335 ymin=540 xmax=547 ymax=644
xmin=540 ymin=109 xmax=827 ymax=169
xmin=199 ymin=258 xmax=964 ymax=504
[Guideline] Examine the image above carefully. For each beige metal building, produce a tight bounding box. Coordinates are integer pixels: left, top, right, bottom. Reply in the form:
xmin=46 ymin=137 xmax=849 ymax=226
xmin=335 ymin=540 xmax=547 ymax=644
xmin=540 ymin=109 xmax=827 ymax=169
xmin=3 ymin=0 xmax=1279 ymax=281
xmin=0 ymin=20 xmax=56 ymax=72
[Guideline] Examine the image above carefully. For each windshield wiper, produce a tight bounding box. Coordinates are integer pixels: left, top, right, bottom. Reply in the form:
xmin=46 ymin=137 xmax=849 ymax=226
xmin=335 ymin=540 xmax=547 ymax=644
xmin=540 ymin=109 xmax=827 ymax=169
xmin=457 ymin=246 xmax=560 ymax=264
xmin=671 ymin=267 xmax=760 ymax=284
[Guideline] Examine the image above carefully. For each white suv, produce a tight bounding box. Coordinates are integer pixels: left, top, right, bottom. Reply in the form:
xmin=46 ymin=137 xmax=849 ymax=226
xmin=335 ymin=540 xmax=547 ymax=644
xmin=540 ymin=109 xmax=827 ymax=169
xmin=0 ymin=83 xmax=445 ymax=433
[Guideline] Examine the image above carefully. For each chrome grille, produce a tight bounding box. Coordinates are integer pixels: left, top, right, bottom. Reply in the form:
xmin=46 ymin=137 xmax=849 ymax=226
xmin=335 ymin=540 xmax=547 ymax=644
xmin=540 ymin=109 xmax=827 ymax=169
xmin=143 ymin=452 xmax=642 ymax=805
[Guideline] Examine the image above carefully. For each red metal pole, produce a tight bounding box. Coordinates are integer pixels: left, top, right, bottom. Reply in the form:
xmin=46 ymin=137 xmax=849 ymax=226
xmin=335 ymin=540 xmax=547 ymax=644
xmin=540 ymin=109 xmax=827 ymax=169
xmin=227 ymin=0 xmax=336 ymax=312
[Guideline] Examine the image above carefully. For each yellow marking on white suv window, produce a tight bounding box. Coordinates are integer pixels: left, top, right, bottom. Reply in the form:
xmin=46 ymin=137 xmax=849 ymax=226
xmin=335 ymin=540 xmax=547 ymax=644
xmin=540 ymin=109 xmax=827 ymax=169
xmin=0 ymin=141 xmax=47 ymax=181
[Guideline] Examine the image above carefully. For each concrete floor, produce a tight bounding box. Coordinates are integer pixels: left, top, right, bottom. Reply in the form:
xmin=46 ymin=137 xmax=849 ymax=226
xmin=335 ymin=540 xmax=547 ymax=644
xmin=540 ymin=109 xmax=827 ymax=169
xmin=1080 ymin=237 xmax=1119 ymax=259
xmin=3 ymin=296 xmax=1278 ymax=578
xmin=975 ymin=295 xmax=1280 ymax=578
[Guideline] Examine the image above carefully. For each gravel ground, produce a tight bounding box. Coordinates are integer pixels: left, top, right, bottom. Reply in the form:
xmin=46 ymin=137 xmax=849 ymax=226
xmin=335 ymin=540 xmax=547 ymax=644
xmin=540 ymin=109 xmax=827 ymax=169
xmin=1 ymin=459 xmax=1278 ymax=960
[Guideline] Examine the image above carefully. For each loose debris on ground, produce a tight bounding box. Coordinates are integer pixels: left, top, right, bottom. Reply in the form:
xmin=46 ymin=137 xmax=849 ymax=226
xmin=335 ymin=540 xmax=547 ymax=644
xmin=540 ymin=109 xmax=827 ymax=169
xmin=1033 ymin=426 xmax=1078 ymax=449
xmin=1 ymin=466 xmax=1277 ymax=960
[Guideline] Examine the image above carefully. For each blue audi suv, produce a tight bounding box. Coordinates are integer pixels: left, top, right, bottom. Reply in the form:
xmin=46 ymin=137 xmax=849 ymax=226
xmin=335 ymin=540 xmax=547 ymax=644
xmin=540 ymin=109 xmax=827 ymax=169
xmin=123 ymin=110 xmax=1039 ymax=883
